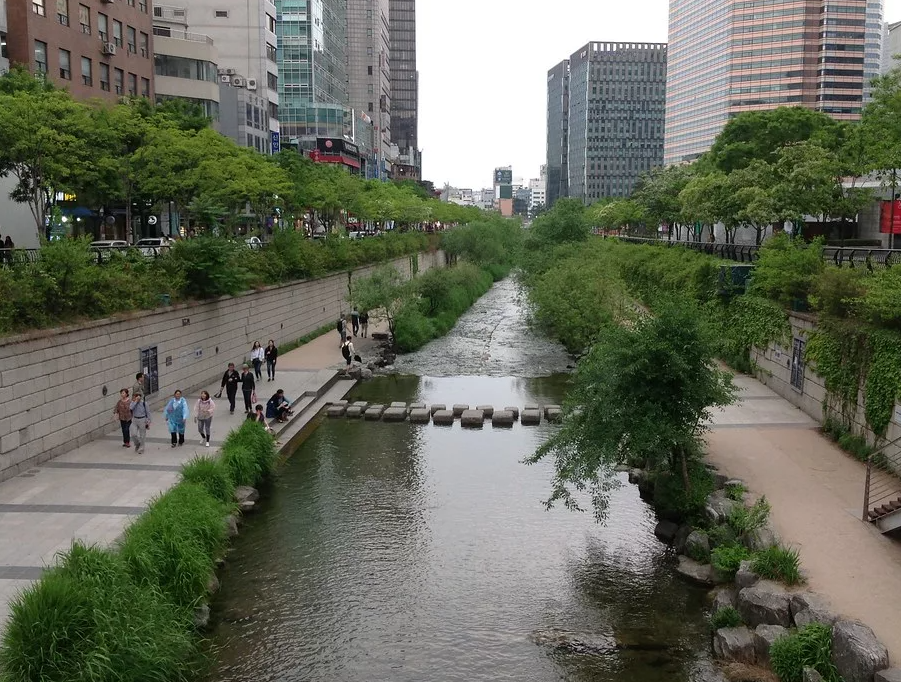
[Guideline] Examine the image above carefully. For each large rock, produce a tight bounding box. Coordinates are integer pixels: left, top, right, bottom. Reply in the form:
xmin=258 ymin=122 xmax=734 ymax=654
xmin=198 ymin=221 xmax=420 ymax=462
xmin=685 ymin=530 xmax=710 ymax=560
xmin=742 ymin=526 xmax=780 ymax=552
xmin=239 ymin=500 xmax=255 ymax=513
xmin=803 ymin=668 xmax=825 ymax=682
xmin=673 ymin=525 xmax=693 ymax=555
xmin=194 ymin=604 xmax=211 ymax=630
xmin=712 ymin=587 xmax=737 ymax=612
xmin=491 ymin=410 xmax=515 ymax=428
xmin=654 ymin=520 xmax=680 ymax=545
xmin=225 ymin=514 xmax=239 ymax=538
xmin=234 ymin=486 xmax=259 ymax=504
xmin=207 ymin=573 xmax=220 ymax=595
xmin=460 ymin=410 xmax=485 ymax=428
xmin=409 ymin=409 xmax=431 ymax=424
xmin=433 ymin=410 xmax=455 ymax=426
xmin=713 ymin=473 xmax=729 ymax=490
xmin=713 ymin=626 xmax=757 ymax=664
xmin=737 ymin=580 xmax=792 ymax=627
xmin=790 ymin=592 xmax=836 ymax=628
xmin=360 ymin=368 xmax=374 ymax=381
xmin=705 ymin=493 xmax=738 ymax=525
xmin=754 ymin=624 xmax=788 ymax=665
xmin=875 ymin=670 xmax=901 ymax=682
xmin=675 ymin=556 xmax=715 ymax=586
xmin=521 ymin=409 xmax=542 ymax=425
xmin=735 ymin=560 xmax=760 ymax=590
xmin=628 ymin=468 xmax=646 ymax=485
xmin=832 ymin=620 xmax=890 ymax=682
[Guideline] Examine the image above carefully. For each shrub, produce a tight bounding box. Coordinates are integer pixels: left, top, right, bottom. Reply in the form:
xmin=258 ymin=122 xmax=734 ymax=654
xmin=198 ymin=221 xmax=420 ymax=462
xmin=221 ymin=444 xmax=262 ymax=488
xmin=810 ymin=266 xmax=866 ymax=319
xmin=770 ymin=624 xmax=840 ymax=682
xmin=727 ymin=496 xmax=771 ymax=535
xmin=686 ymin=535 xmax=711 ymax=563
xmin=707 ymin=523 xmax=739 ymax=549
xmin=166 ymin=236 xmax=249 ymax=299
xmin=181 ymin=455 xmax=235 ymax=505
xmin=711 ymin=544 xmax=751 ymax=579
xmin=710 ymin=606 xmax=743 ymax=630
xmin=652 ymin=462 xmax=716 ymax=524
xmin=751 ymin=545 xmax=803 ymax=586
xmin=119 ymin=482 xmax=228 ymax=607
xmin=749 ymin=233 xmax=825 ymax=308
xmin=725 ymin=482 xmax=746 ymax=502
xmin=221 ymin=420 xmax=277 ymax=484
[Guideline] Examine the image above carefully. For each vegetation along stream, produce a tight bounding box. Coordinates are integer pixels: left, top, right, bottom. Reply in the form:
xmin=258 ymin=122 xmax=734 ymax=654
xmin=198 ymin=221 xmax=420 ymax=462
xmin=206 ymin=278 xmax=716 ymax=682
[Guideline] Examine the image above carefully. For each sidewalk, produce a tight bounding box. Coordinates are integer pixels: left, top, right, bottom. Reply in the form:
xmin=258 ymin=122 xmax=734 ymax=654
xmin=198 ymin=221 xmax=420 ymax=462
xmin=707 ymin=374 xmax=901 ymax=662
xmin=0 ymin=327 xmax=363 ymax=631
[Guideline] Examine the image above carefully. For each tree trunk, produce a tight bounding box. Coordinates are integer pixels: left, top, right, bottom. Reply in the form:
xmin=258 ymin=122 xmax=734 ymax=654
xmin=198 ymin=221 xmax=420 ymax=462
xmin=679 ymin=446 xmax=691 ymax=496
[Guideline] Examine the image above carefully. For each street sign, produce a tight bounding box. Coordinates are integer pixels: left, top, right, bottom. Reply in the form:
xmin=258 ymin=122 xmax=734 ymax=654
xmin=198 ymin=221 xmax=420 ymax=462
xmin=271 ymin=131 xmax=280 ymax=153
xmin=147 ymin=215 xmax=159 ymax=226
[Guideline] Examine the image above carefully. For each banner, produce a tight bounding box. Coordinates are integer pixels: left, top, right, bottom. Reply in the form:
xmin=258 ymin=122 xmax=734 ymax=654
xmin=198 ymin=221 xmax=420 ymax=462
xmin=880 ymin=200 xmax=901 ymax=234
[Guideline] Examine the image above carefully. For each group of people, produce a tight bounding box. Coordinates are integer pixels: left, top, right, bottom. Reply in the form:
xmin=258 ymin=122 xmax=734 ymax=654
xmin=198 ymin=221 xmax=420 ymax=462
xmin=337 ymin=307 xmax=368 ymax=368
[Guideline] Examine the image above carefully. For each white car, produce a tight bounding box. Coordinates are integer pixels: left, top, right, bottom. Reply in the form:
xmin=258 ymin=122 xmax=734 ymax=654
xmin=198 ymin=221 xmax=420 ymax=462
xmin=135 ymin=237 xmax=172 ymax=258
xmin=89 ymin=240 xmax=129 ymax=262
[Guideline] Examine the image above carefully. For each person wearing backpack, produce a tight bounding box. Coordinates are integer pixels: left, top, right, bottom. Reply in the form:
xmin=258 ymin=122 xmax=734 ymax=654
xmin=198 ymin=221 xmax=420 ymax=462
xmin=336 ymin=315 xmax=347 ymax=345
xmin=341 ymin=336 xmax=355 ymax=368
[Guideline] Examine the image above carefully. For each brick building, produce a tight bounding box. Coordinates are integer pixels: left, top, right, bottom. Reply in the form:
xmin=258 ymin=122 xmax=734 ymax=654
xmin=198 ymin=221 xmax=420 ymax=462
xmin=6 ymin=0 xmax=154 ymax=100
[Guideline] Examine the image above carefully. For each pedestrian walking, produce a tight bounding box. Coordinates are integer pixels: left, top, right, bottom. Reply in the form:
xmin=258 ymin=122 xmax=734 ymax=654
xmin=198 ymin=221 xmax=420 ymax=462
xmin=113 ymin=389 xmax=132 ymax=448
xmin=132 ymin=373 xmax=146 ymax=400
xmin=240 ymin=364 xmax=256 ymax=413
xmin=250 ymin=341 xmax=264 ymax=380
xmin=360 ymin=310 xmax=369 ymax=338
xmin=218 ymin=362 xmax=241 ymax=413
xmin=130 ymin=392 xmax=151 ymax=454
xmin=336 ymin=315 xmax=347 ymax=345
xmin=194 ymin=391 xmax=215 ymax=447
xmin=351 ymin=307 xmax=360 ymax=337
xmin=265 ymin=339 xmax=278 ymax=381
xmin=164 ymin=389 xmax=189 ymax=447
xmin=341 ymin=336 xmax=355 ymax=368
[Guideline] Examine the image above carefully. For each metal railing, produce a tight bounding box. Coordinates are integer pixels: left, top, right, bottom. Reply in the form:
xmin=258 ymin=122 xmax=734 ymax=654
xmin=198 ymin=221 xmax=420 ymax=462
xmin=862 ymin=434 xmax=901 ymax=525
xmin=613 ymin=236 xmax=901 ymax=270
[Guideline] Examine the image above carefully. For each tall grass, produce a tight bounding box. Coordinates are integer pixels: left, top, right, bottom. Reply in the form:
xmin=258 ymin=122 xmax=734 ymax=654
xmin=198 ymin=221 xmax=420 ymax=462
xmin=220 ymin=420 xmax=278 ymax=487
xmin=181 ymin=455 xmax=236 ymax=505
xmin=770 ymin=624 xmax=839 ymax=682
xmin=751 ymin=545 xmax=803 ymax=586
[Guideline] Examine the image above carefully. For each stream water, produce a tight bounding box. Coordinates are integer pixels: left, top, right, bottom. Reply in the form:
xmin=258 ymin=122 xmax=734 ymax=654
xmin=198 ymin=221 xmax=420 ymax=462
xmin=207 ymin=278 xmax=715 ymax=682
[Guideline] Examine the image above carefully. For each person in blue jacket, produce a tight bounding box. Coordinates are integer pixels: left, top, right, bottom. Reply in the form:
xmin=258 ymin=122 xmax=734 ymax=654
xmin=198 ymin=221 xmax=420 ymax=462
xmin=164 ymin=389 xmax=190 ymax=447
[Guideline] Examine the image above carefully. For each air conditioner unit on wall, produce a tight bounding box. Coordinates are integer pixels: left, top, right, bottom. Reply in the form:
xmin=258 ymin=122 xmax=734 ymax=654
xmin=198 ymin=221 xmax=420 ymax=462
xmin=101 ymin=42 xmax=116 ymax=55
xmin=220 ymin=74 xmax=231 ymax=83
xmin=232 ymin=76 xmax=245 ymax=87
xmin=246 ymin=78 xmax=257 ymax=90
xmin=225 ymin=68 xmax=237 ymax=75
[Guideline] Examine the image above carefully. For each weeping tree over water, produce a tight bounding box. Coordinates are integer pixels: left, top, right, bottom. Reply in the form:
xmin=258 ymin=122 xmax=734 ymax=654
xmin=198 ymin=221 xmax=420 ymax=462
xmin=527 ymin=300 xmax=735 ymax=521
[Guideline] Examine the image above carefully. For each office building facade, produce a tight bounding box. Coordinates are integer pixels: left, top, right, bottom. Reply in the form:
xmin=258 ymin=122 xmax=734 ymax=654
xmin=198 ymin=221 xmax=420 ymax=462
xmin=389 ymin=0 xmax=420 ymax=178
xmin=665 ymin=0 xmax=882 ymax=165
xmin=546 ymin=59 xmax=570 ymax=207
xmin=882 ymin=18 xmax=901 ymax=73
xmin=1 ymin=0 xmax=8 ymax=73
xmin=6 ymin=0 xmax=154 ymax=100
xmin=864 ymin=0 xmax=884 ymax=98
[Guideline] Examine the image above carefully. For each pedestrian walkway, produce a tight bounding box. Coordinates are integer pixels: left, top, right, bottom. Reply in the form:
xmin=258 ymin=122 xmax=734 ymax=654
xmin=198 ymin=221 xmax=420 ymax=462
xmin=707 ymin=374 xmax=901 ymax=662
xmin=0 ymin=326 xmax=369 ymax=631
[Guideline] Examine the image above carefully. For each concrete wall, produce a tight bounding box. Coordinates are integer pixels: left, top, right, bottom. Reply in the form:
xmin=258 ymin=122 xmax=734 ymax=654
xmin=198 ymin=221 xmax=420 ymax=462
xmin=751 ymin=311 xmax=901 ymax=463
xmin=0 ymin=250 xmax=443 ymax=480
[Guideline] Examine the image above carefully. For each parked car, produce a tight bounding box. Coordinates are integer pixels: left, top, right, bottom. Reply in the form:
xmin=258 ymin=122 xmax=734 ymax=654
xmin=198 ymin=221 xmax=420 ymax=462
xmin=89 ymin=240 xmax=129 ymax=262
xmin=135 ymin=237 xmax=172 ymax=258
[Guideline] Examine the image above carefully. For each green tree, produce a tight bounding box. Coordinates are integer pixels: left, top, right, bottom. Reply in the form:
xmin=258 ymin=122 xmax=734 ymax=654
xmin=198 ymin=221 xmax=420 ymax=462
xmin=349 ymin=265 xmax=409 ymax=338
xmin=527 ymin=198 xmax=589 ymax=245
xmin=632 ymin=165 xmax=693 ymax=240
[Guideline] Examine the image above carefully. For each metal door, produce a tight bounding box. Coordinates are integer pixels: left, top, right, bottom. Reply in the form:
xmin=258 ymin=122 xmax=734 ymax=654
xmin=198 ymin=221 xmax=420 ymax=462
xmin=790 ymin=338 xmax=805 ymax=392
xmin=139 ymin=346 xmax=159 ymax=395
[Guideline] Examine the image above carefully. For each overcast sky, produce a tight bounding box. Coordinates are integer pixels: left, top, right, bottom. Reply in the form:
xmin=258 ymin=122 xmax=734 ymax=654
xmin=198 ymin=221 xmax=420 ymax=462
xmin=417 ymin=0 xmax=901 ymax=190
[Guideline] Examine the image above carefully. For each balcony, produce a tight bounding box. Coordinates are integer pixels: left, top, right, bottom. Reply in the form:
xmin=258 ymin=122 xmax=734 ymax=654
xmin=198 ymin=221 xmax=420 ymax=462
xmin=152 ymin=26 xmax=213 ymax=45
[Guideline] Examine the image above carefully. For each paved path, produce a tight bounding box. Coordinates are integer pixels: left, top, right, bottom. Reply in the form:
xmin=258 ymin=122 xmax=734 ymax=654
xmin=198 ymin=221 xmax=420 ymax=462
xmin=707 ymin=374 xmax=901 ymax=663
xmin=0 ymin=325 xmax=368 ymax=631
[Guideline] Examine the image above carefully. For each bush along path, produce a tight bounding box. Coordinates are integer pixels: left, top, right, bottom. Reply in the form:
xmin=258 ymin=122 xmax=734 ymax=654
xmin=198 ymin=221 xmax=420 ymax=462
xmin=634 ymin=467 xmax=899 ymax=682
xmin=0 ymin=420 xmax=276 ymax=682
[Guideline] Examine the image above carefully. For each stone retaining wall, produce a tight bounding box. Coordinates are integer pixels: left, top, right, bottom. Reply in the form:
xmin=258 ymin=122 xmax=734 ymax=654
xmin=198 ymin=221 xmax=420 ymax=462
xmin=0 ymin=250 xmax=444 ymax=480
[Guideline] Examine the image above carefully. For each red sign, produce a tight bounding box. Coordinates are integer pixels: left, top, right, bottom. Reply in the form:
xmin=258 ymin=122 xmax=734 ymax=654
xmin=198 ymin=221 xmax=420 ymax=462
xmin=880 ymin=200 xmax=901 ymax=234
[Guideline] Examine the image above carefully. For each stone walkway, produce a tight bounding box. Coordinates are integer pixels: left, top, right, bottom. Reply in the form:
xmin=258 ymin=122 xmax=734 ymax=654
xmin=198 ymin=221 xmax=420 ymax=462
xmin=707 ymin=374 xmax=901 ymax=663
xmin=0 ymin=324 xmax=377 ymax=630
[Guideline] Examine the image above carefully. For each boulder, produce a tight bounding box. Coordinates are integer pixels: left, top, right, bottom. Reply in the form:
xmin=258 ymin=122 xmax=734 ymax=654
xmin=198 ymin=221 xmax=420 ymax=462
xmin=476 ymin=405 xmax=495 ymax=418
xmin=725 ymin=478 xmax=745 ymax=489
xmin=430 ymin=404 xmax=446 ymax=416
xmin=504 ymin=406 xmax=520 ymax=420
xmin=390 ymin=401 xmax=407 ymax=409
xmin=207 ymin=573 xmax=220 ymax=595
xmin=546 ymin=407 xmax=563 ymax=423
xmin=491 ymin=410 xmax=515 ymax=428
xmin=713 ymin=473 xmax=729 ymax=490
xmin=673 ymin=524 xmax=693 ymax=555
xmin=742 ymin=526 xmax=780 ymax=552
xmin=364 ymin=404 xmax=385 ymax=420
xmin=327 ymin=404 xmax=346 ymax=418
xmin=347 ymin=366 xmax=363 ymax=380
xmin=875 ymin=670 xmax=901 ymax=682
xmin=225 ymin=514 xmax=239 ymax=538
xmin=409 ymin=408 xmax=431 ymax=424
xmin=194 ymin=604 xmax=211 ymax=630
xmin=737 ymin=580 xmax=792 ymax=627
xmin=382 ymin=407 xmax=408 ymax=422
xmin=234 ymin=486 xmax=259 ymax=503
xmin=675 ymin=556 xmax=716 ymax=586
xmin=345 ymin=405 xmax=365 ymax=418
xmin=521 ymin=409 xmax=542 ymax=426
xmin=433 ymin=410 xmax=455 ymax=426
xmin=685 ymin=530 xmax=711 ymax=560
xmin=705 ymin=493 xmax=738 ymax=525
xmin=654 ymin=520 xmax=680 ymax=545
xmin=713 ymin=626 xmax=757 ymax=664
xmin=239 ymin=500 xmax=255 ymax=513
xmin=754 ymin=624 xmax=788 ymax=665
xmin=803 ymin=668 xmax=825 ymax=682
xmin=712 ymin=587 xmax=737 ymax=612
xmin=461 ymin=410 xmax=485 ymax=428
xmin=832 ymin=620 xmax=890 ymax=682
xmin=628 ymin=468 xmax=646 ymax=485
xmin=735 ymin=560 xmax=759 ymax=589
xmin=452 ymin=404 xmax=469 ymax=417
xmin=790 ymin=593 xmax=836 ymax=628
xmin=360 ymin=368 xmax=373 ymax=381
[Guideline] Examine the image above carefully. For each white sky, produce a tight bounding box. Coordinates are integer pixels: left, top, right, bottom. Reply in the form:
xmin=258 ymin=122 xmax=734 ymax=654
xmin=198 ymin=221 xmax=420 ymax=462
xmin=418 ymin=0 xmax=901 ymax=190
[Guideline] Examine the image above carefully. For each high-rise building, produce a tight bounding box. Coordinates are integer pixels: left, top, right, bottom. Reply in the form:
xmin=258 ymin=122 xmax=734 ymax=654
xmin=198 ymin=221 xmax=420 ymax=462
xmin=188 ymin=0 xmax=279 ymax=142
xmin=881 ymin=19 xmax=901 ymax=74
xmin=529 ymin=175 xmax=547 ymax=213
xmin=664 ymin=0 xmax=881 ymax=166
xmin=389 ymin=0 xmax=420 ymax=179
xmin=346 ymin=0 xmax=391 ymax=176
xmin=276 ymin=0 xmax=348 ymax=145
xmin=1 ymin=0 xmax=9 ymax=73
xmin=546 ymin=59 xmax=569 ymax=207
xmin=548 ymin=42 xmax=667 ymax=203
xmin=864 ymin=0 xmax=884 ymax=99
xmin=5 ymin=0 xmax=154 ymax=100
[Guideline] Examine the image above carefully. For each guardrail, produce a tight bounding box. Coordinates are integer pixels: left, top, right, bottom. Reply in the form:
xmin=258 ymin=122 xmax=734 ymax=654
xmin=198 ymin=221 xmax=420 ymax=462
xmin=612 ymin=236 xmax=901 ymax=270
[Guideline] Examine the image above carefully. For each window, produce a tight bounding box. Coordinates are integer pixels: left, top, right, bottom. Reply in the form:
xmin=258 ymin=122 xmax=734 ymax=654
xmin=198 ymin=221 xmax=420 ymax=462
xmin=112 ymin=20 xmax=122 ymax=46
xmin=368 ymin=101 xmax=373 ymax=112
xmin=266 ymin=14 xmax=276 ymax=32
xmin=138 ymin=0 xmax=146 ymax=12
xmin=367 ymin=66 xmax=372 ymax=75
xmin=268 ymin=102 xmax=278 ymax=121
xmin=267 ymin=72 xmax=277 ymax=90
xmin=139 ymin=32 xmax=148 ymax=57
xmin=246 ymin=103 xmax=253 ymax=126
xmin=367 ymin=83 xmax=373 ymax=94
xmin=99 ymin=62 xmax=110 ymax=91
xmin=128 ymin=72 xmax=137 ymax=95
xmin=127 ymin=0 xmax=134 ymax=6
xmin=81 ymin=56 xmax=92 ymax=85
xmin=141 ymin=77 xmax=149 ymax=97
xmin=2 ymin=33 xmax=8 ymax=59
xmin=59 ymin=49 xmax=71 ymax=79
xmin=114 ymin=67 xmax=123 ymax=94
xmin=97 ymin=12 xmax=107 ymax=40
xmin=57 ymin=0 xmax=68 ymax=25
xmin=366 ymin=28 xmax=372 ymax=37
xmin=32 ymin=0 xmax=45 ymax=16
xmin=215 ymin=9 xmax=228 ymax=17
xmin=34 ymin=41 xmax=48 ymax=73
xmin=79 ymin=4 xmax=90 ymax=33
xmin=246 ymin=133 xmax=253 ymax=147
xmin=127 ymin=26 xmax=136 ymax=53
xmin=366 ymin=47 xmax=373 ymax=56
xmin=266 ymin=43 xmax=277 ymax=62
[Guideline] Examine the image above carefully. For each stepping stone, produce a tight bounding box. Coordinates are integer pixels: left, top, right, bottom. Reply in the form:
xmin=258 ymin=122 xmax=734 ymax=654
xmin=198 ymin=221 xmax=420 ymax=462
xmin=345 ymin=405 xmax=365 ymax=418
xmin=433 ymin=410 xmax=455 ymax=426
xmin=327 ymin=405 xmax=346 ymax=418
xmin=430 ymin=404 xmax=446 ymax=416
xmin=543 ymin=404 xmax=561 ymax=418
xmin=461 ymin=410 xmax=485 ymax=428
xmin=524 ymin=405 xmax=539 ymax=411
xmin=546 ymin=407 xmax=563 ymax=423
xmin=409 ymin=408 xmax=431 ymax=424
xmin=390 ymin=402 xmax=407 ymax=410
xmin=452 ymin=404 xmax=469 ymax=417
xmin=492 ymin=410 xmax=515 ymax=428
xmin=476 ymin=405 xmax=495 ymax=417
xmin=364 ymin=404 xmax=385 ymax=420
xmin=505 ymin=406 xmax=520 ymax=420
xmin=408 ymin=402 xmax=426 ymax=414
xmin=352 ymin=401 xmax=370 ymax=410
xmin=332 ymin=400 xmax=349 ymax=408
xmin=521 ymin=409 xmax=541 ymax=426
xmin=383 ymin=407 xmax=407 ymax=422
